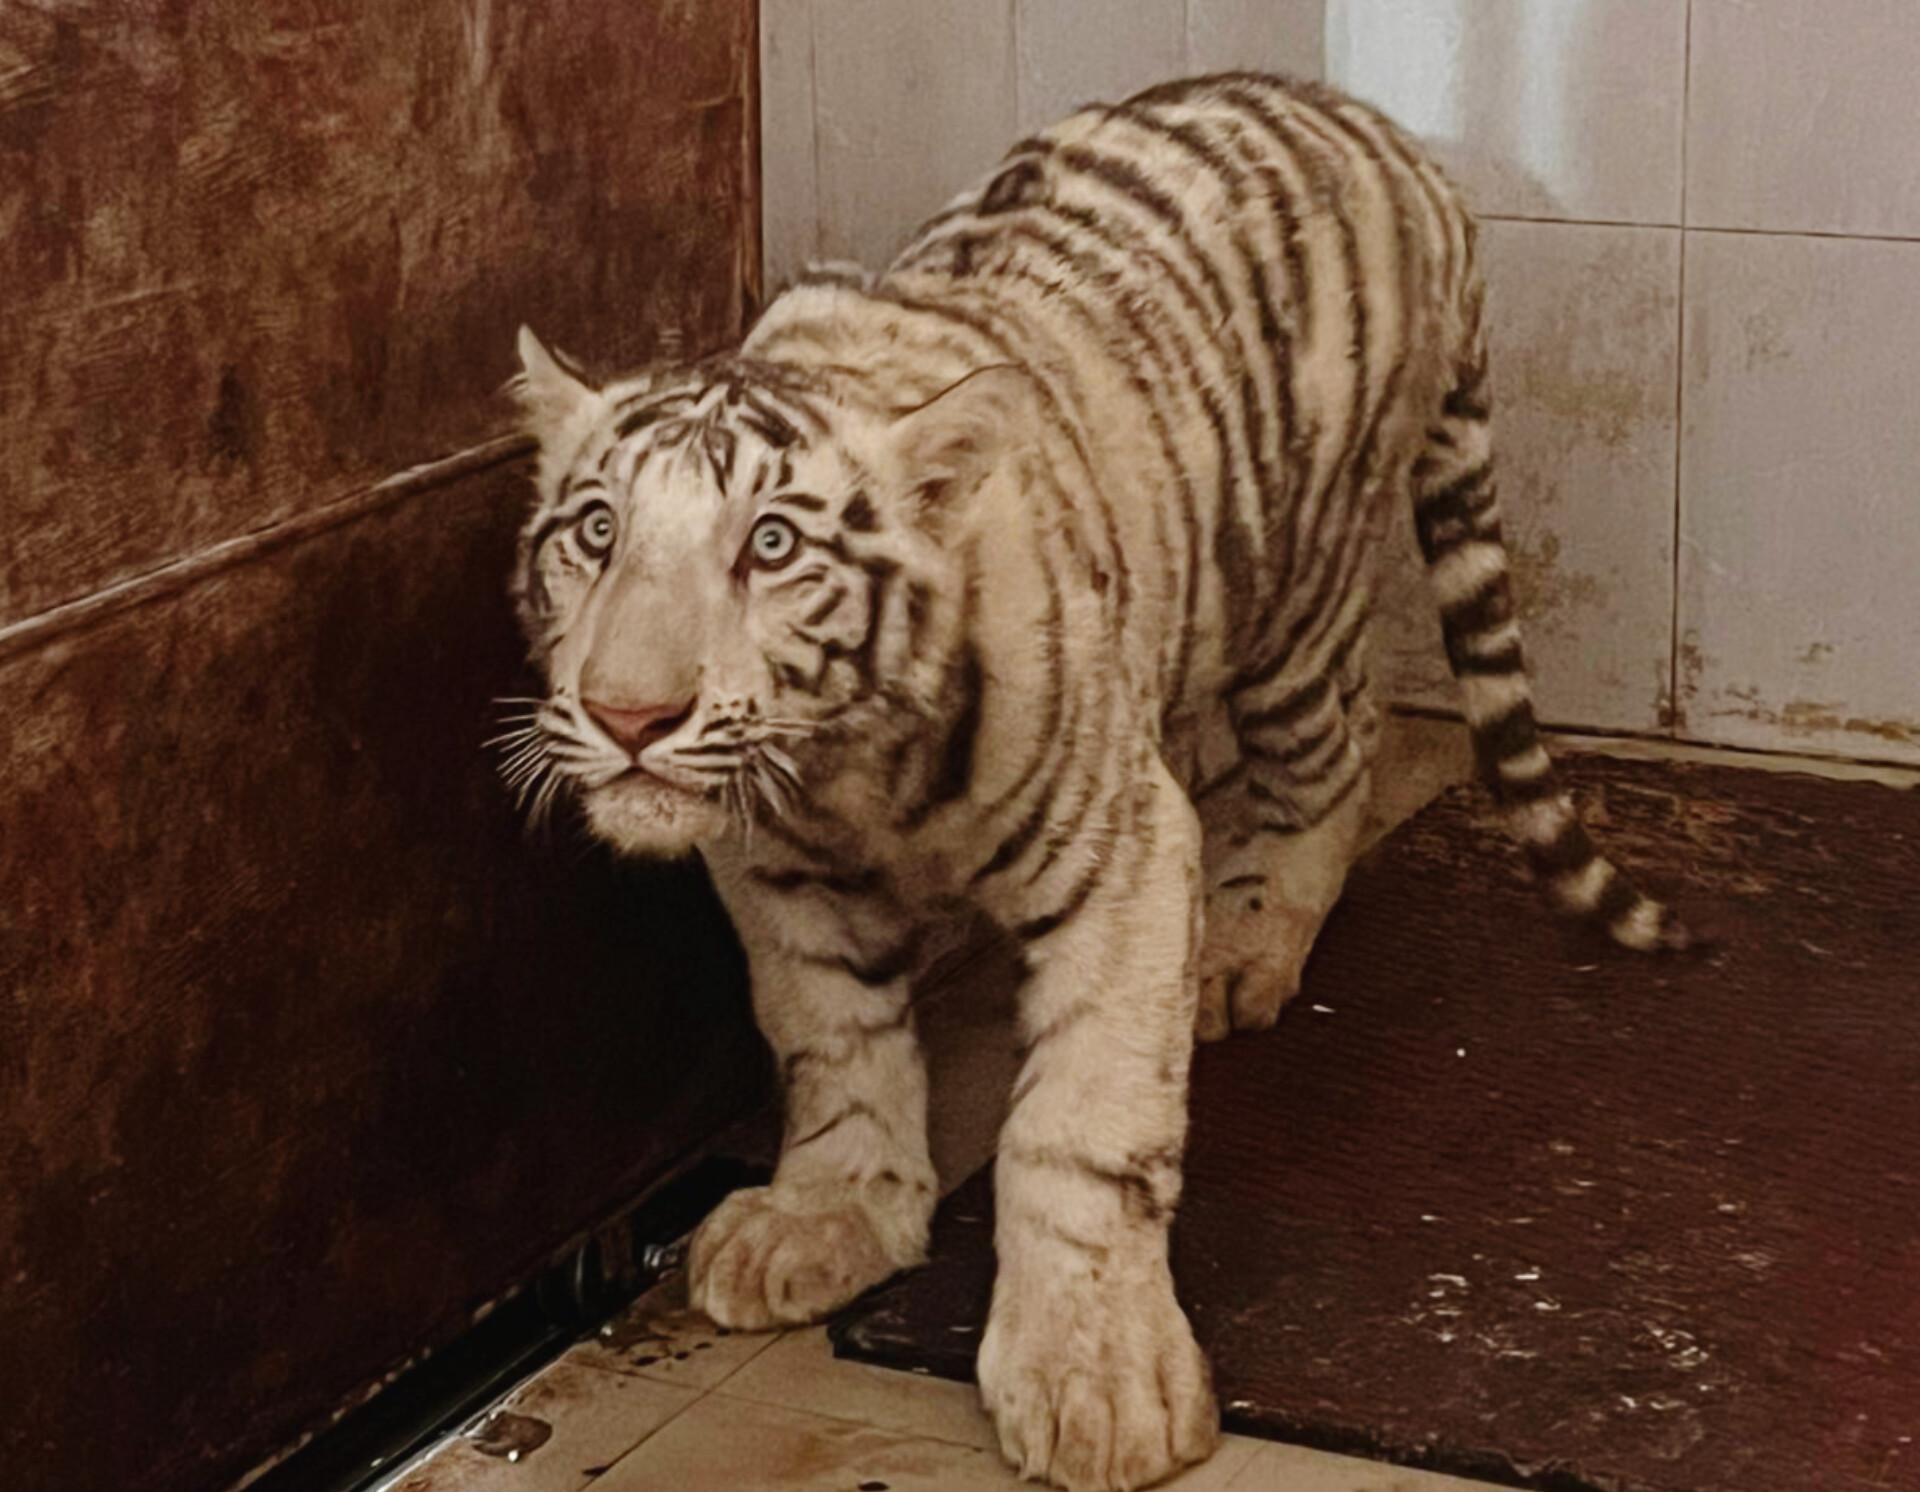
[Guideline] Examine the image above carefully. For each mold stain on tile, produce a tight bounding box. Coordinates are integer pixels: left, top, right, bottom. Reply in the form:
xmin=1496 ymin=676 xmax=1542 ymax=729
xmin=1506 ymin=526 xmax=1609 ymax=644
xmin=1741 ymin=308 xmax=1794 ymax=370
xmin=1660 ymin=632 xmax=1708 ymax=731
xmin=1710 ymin=693 xmax=1919 ymax=750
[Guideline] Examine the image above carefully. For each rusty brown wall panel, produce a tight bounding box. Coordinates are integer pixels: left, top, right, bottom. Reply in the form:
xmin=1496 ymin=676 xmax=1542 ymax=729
xmin=0 ymin=456 xmax=764 ymax=1492
xmin=0 ymin=1 xmax=762 ymax=1487
xmin=0 ymin=0 xmax=756 ymax=625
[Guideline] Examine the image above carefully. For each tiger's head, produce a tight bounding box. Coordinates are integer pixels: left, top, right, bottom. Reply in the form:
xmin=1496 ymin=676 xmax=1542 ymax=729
xmin=499 ymin=327 xmax=1027 ymax=858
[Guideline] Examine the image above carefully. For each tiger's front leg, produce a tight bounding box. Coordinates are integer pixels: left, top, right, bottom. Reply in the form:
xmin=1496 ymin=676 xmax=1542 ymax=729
xmin=688 ymin=850 xmax=938 ymax=1330
xmin=978 ymin=762 xmax=1219 ymax=1492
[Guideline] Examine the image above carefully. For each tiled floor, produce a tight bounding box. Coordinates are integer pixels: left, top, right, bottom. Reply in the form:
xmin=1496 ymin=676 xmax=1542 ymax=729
xmin=379 ymin=1274 xmax=1494 ymax=1492
xmin=377 ymin=719 xmax=1918 ymax=1492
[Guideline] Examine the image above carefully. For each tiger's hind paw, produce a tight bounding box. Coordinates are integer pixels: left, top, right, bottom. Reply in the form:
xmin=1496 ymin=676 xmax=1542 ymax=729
xmin=1195 ymin=893 xmax=1318 ymax=1040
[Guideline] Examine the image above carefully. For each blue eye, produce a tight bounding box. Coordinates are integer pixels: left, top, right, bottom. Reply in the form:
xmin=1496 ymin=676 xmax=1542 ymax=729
xmin=576 ymin=502 xmax=617 ymax=559
xmin=748 ymin=515 xmax=800 ymax=569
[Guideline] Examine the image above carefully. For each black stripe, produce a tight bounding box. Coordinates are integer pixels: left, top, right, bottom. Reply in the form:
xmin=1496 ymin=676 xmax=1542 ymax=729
xmin=1441 ymin=572 xmax=1516 ymax=639
xmin=613 ymin=403 xmax=677 ymax=441
xmin=748 ymin=865 xmax=884 ymax=896
xmin=807 ymin=935 xmax=921 ymax=988
xmin=1013 ymin=859 xmax=1104 ymax=943
xmin=1415 ymin=462 xmax=1497 ymax=564
xmin=1096 ymin=100 xmax=1284 ymax=687
xmin=1451 ymin=640 xmax=1525 ymax=677
xmin=1594 ymin=871 xmax=1642 ymax=928
xmin=1246 ymin=714 xmax=1343 ymax=769
xmin=902 ymin=644 xmax=984 ymax=827
xmin=1473 ymin=701 xmax=1542 ymax=774
xmin=1018 ymin=999 xmax=1095 ymax=1063
xmin=788 ymin=1100 xmax=877 ymax=1153
xmin=1530 ymin=816 xmax=1596 ymax=878
xmin=864 ymin=286 xmax=1130 ymax=621
xmin=841 ymin=490 xmax=877 ymax=532
xmin=980 ymin=155 xmax=1047 ymax=214
xmin=1055 ymin=143 xmax=1237 ymax=322
xmin=802 ymin=586 xmax=846 ymax=627
xmin=1235 ymin=673 xmax=1332 ymax=734
xmin=1217 ymin=83 xmax=1381 ymax=675
xmin=906 ymin=208 xmax=1217 ymax=694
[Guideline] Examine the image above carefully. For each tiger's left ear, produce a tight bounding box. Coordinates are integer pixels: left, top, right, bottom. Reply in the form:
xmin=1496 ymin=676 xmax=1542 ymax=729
xmin=887 ymin=364 xmax=1036 ymax=509
xmin=510 ymin=326 xmax=598 ymax=436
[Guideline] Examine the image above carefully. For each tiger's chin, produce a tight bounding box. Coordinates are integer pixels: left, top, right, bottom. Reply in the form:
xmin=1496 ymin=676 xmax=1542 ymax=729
xmin=580 ymin=773 xmax=729 ymax=858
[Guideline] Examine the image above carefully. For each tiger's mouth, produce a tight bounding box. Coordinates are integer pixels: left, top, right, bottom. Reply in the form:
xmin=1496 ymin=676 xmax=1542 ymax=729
xmin=580 ymin=763 xmax=732 ymax=855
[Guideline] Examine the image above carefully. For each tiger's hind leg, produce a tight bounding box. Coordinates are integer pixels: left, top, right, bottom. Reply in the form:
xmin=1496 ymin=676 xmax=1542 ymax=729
xmin=1193 ymin=628 xmax=1383 ymax=1040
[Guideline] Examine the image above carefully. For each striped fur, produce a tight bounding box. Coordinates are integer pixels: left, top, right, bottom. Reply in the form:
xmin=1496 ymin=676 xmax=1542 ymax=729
xmin=504 ymin=74 xmax=1684 ymax=1492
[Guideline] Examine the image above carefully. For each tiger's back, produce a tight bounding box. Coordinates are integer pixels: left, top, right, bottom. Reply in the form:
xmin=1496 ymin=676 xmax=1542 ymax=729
xmin=747 ymin=73 xmax=1675 ymax=954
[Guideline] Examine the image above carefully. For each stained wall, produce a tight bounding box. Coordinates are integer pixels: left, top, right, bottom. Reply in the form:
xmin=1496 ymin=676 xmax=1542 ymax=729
xmin=0 ymin=5 xmax=764 ymax=1490
xmin=760 ymin=0 xmax=1920 ymax=765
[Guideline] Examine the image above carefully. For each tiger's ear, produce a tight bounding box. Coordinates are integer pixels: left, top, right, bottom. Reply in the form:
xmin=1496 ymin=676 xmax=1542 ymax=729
xmin=887 ymin=364 xmax=1036 ymax=508
xmin=510 ymin=326 xmax=598 ymax=436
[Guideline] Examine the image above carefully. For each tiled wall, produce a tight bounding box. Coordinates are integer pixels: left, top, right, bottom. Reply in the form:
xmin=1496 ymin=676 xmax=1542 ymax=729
xmin=1338 ymin=0 xmax=1920 ymax=765
xmin=761 ymin=1 xmax=1920 ymax=767
xmin=760 ymin=0 xmax=1325 ymax=284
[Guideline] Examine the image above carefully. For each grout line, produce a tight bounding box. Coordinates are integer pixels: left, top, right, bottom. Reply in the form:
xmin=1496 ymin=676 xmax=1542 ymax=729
xmin=1480 ymin=209 xmax=1920 ymax=249
xmin=805 ymin=0 xmax=823 ymax=267
xmin=0 ymin=433 xmax=534 ymax=667
xmin=1669 ymin=0 xmax=1694 ymax=740
xmin=1389 ymin=704 xmax=1920 ymax=778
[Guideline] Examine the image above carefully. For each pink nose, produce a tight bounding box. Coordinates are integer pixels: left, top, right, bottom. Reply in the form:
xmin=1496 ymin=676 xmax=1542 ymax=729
xmin=582 ymin=698 xmax=693 ymax=755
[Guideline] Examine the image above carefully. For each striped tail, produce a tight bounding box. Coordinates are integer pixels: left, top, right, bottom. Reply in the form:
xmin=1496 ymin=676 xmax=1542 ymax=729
xmin=1411 ymin=279 xmax=1688 ymax=954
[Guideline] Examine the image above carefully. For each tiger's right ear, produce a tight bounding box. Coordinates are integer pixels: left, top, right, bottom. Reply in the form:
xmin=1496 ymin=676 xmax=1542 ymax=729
xmin=510 ymin=326 xmax=598 ymax=436
xmin=886 ymin=364 xmax=1036 ymax=508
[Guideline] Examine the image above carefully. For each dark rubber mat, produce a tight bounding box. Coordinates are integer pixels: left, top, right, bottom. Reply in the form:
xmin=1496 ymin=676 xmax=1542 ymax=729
xmin=831 ymin=756 xmax=1920 ymax=1492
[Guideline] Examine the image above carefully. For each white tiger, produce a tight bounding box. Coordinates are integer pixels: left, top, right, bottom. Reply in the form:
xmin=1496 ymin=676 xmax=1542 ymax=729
xmin=500 ymin=72 xmax=1684 ymax=1492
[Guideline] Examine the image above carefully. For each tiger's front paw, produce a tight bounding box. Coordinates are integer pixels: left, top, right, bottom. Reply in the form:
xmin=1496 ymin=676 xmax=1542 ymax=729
xmin=978 ymin=1265 xmax=1219 ymax=1492
xmin=687 ymin=1186 xmax=915 ymax=1331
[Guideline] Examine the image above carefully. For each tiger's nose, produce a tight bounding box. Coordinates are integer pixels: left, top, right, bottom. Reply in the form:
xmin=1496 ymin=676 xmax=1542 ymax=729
xmin=582 ymin=697 xmax=695 ymax=756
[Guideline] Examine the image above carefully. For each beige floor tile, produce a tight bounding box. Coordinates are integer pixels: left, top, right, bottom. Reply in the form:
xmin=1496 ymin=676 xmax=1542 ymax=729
xmin=379 ymin=1359 xmax=696 ymax=1492
xmin=588 ymin=1394 xmax=1008 ymax=1491
xmin=593 ymin=1392 xmax=1270 ymax=1492
xmin=1227 ymin=1441 xmax=1500 ymax=1491
xmin=718 ymin=1325 xmax=1001 ymax=1450
xmin=567 ymin=1271 xmax=782 ymax=1391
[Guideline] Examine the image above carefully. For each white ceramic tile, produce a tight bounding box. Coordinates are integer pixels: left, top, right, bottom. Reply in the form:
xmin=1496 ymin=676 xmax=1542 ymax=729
xmin=759 ymin=0 xmax=820 ymax=291
xmin=379 ymin=1360 xmax=694 ymax=1492
xmin=567 ymin=1272 xmax=782 ymax=1391
xmin=1226 ymin=1439 xmax=1496 ymax=1491
xmin=1676 ymin=230 xmax=1920 ymax=764
xmin=1017 ymin=0 xmax=1184 ymax=134
xmin=809 ymin=0 xmax=1019 ymax=271
xmin=1376 ymin=219 xmax=1682 ymax=734
xmin=1185 ymin=0 xmax=1325 ymax=79
xmin=594 ymin=1392 xmax=1266 ymax=1492
xmin=1326 ymin=0 xmax=1688 ymax=224
xmin=1688 ymin=0 xmax=1920 ymax=238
